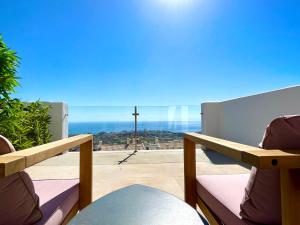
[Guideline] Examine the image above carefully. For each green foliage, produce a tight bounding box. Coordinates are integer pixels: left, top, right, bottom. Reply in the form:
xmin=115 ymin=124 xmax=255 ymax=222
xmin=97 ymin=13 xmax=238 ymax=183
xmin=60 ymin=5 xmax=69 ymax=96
xmin=0 ymin=35 xmax=51 ymax=150
xmin=0 ymin=35 xmax=20 ymax=99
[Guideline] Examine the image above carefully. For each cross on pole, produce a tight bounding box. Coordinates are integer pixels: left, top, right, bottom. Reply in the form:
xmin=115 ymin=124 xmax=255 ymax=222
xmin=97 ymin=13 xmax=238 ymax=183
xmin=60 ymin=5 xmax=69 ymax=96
xmin=118 ymin=106 xmax=140 ymax=164
xmin=132 ymin=106 xmax=139 ymax=152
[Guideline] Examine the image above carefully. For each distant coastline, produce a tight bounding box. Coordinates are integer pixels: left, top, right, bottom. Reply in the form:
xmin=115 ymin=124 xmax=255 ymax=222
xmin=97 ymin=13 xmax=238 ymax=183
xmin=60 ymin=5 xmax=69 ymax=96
xmin=69 ymin=121 xmax=201 ymax=135
xmin=69 ymin=121 xmax=201 ymax=151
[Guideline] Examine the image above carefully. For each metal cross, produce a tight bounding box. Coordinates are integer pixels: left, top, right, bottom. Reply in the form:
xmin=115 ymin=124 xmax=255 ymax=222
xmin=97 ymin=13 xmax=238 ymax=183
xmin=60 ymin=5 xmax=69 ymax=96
xmin=132 ymin=106 xmax=139 ymax=152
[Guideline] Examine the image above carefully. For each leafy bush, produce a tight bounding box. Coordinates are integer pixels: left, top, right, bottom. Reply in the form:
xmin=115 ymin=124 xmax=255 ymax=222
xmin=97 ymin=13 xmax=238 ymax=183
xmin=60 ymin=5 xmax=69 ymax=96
xmin=0 ymin=35 xmax=51 ymax=150
xmin=0 ymin=35 xmax=20 ymax=99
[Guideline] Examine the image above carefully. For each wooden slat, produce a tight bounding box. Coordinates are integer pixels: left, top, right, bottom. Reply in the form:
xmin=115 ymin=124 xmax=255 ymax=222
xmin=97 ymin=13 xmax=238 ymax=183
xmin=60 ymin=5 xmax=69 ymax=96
xmin=61 ymin=202 xmax=79 ymax=225
xmin=197 ymin=196 xmax=221 ymax=225
xmin=184 ymin=137 xmax=197 ymax=208
xmin=185 ymin=132 xmax=300 ymax=169
xmin=79 ymin=139 xmax=93 ymax=210
xmin=7 ymin=134 xmax=92 ymax=167
xmin=0 ymin=156 xmax=25 ymax=177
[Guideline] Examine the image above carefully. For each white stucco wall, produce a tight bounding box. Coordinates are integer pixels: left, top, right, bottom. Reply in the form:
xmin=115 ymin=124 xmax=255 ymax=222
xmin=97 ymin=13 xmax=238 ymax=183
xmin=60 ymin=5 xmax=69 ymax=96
xmin=201 ymin=86 xmax=300 ymax=146
xmin=201 ymin=102 xmax=222 ymax=138
xmin=44 ymin=102 xmax=68 ymax=141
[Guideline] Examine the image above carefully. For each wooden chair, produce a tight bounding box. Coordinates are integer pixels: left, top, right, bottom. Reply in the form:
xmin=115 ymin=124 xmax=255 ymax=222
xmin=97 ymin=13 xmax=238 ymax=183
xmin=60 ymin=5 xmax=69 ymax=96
xmin=0 ymin=134 xmax=93 ymax=225
xmin=184 ymin=132 xmax=300 ymax=225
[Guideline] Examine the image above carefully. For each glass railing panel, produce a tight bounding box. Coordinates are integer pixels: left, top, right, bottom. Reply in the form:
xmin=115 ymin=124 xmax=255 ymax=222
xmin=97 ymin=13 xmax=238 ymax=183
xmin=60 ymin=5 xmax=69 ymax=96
xmin=68 ymin=105 xmax=201 ymax=151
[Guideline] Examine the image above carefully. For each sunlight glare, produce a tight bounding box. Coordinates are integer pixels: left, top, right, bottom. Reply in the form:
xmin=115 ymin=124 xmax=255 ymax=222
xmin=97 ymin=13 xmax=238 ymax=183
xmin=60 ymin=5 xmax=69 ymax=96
xmin=158 ymin=0 xmax=193 ymax=8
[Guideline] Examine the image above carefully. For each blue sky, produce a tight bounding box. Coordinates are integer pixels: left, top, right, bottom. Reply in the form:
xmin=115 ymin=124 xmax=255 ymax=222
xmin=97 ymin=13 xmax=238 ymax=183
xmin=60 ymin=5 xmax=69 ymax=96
xmin=1 ymin=0 xmax=300 ymax=107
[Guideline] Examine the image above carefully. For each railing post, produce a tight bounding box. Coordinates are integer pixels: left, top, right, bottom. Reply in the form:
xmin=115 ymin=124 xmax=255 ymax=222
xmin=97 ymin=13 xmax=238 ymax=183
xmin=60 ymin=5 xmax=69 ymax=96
xmin=280 ymin=169 xmax=300 ymax=225
xmin=184 ymin=137 xmax=197 ymax=208
xmin=79 ymin=139 xmax=93 ymax=210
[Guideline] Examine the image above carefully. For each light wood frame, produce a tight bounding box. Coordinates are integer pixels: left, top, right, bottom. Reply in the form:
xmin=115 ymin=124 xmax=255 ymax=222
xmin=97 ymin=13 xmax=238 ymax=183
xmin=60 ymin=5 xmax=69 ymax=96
xmin=0 ymin=134 xmax=93 ymax=224
xmin=184 ymin=132 xmax=300 ymax=225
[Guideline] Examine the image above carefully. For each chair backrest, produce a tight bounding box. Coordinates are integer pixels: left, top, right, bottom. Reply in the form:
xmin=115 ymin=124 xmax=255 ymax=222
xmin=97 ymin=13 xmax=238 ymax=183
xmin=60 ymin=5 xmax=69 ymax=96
xmin=240 ymin=115 xmax=300 ymax=224
xmin=0 ymin=135 xmax=15 ymax=155
xmin=0 ymin=136 xmax=42 ymax=225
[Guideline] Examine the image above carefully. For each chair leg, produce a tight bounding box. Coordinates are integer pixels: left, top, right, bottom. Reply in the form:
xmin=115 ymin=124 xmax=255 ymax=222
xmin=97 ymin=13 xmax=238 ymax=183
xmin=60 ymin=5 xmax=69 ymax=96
xmin=184 ymin=137 xmax=197 ymax=208
xmin=79 ymin=140 xmax=93 ymax=210
xmin=280 ymin=169 xmax=300 ymax=225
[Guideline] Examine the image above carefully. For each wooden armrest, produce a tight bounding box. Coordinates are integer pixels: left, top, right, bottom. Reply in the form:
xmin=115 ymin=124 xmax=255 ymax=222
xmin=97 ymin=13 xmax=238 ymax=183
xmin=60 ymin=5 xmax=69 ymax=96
xmin=185 ymin=132 xmax=260 ymax=161
xmin=0 ymin=156 xmax=25 ymax=177
xmin=0 ymin=134 xmax=93 ymax=210
xmin=184 ymin=132 xmax=300 ymax=169
xmin=0 ymin=134 xmax=93 ymax=177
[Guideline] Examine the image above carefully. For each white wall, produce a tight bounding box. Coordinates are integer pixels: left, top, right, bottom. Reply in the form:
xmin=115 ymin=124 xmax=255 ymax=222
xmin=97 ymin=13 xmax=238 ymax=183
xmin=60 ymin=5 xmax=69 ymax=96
xmin=201 ymin=102 xmax=222 ymax=137
xmin=201 ymin=86 xmax=300 ymax=146
xmin=44 ymin=102 xmax=68 ymax=141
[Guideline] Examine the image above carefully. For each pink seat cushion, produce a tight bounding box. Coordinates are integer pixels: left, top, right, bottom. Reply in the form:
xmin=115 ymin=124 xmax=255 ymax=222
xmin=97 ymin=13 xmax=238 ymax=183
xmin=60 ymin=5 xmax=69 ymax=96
xmin=240 ymin=115 xmax=300 ymax=225
xmin=0 ymin=136 xmax=42 ymax=225
xmin=33 ymin=179 xmax=79 ymax=225
xmin=0 ymin=171 xmax=42 ymax=225
xmin=197 ymin=174 xmax=257 ymax=225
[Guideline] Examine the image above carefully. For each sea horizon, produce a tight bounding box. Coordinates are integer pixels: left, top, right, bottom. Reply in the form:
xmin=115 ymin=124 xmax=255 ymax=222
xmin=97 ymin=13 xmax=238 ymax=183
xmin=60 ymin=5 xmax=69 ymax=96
xmin=69 ymin=121 xmax=201 ymax=135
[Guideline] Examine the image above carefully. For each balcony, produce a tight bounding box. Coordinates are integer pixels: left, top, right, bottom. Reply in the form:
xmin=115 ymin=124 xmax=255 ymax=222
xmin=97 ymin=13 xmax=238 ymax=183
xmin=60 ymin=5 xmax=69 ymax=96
xmin=2 ymin=86 xmax=300 ymax=224
xmin=25 ymin=145 xmax=249 ymax=201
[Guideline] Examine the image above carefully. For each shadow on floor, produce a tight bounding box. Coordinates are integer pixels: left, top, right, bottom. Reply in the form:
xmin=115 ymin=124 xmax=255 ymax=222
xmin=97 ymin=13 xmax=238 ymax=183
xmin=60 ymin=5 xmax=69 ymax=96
xmin=201 ymin=149 xmax=251 ymax=169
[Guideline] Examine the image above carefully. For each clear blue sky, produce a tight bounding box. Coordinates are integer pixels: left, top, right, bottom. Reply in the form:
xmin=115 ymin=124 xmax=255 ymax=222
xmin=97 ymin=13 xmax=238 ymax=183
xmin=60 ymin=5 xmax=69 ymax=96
xmin=1 ymin=0 xmax=300 ymax=106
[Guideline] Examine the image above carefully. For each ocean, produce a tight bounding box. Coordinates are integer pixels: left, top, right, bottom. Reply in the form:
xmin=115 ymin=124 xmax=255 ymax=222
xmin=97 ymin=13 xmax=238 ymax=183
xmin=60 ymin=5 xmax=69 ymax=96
xmin=69 ymin=121 xmax=201 ymax=135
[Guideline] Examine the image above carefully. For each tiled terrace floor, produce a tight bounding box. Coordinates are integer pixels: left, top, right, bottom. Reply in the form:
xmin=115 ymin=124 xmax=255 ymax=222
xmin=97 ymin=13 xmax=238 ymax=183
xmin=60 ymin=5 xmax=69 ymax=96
xmin=26 ymin=149 xmax=250 ymax=201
